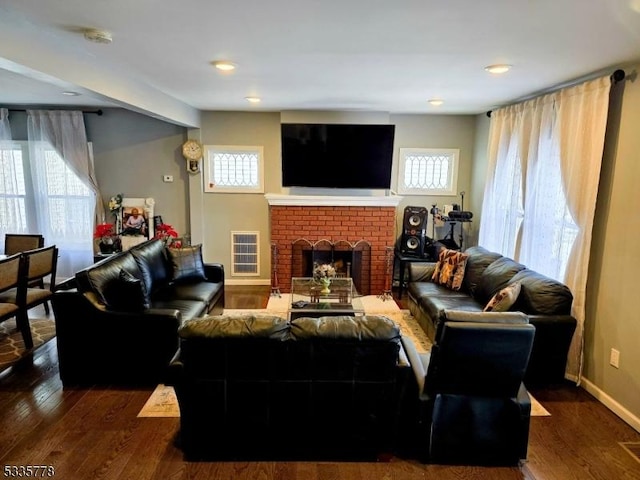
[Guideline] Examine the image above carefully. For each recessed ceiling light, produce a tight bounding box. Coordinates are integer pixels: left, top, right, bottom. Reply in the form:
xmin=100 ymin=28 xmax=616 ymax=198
xmin=428 ymin=99 xmax=444 ymax=106
xmin=212 ymin=61 xmax=237 ymax=71
xmin=62 ymin=91 xmax=80 ymax=96
xmin=245 ymin=96 xmax=261 ymax=103
xmin=485 ymin=64 xmax=512 ymax=74
xmin=83 ymin=28 xmax=113 ymax=44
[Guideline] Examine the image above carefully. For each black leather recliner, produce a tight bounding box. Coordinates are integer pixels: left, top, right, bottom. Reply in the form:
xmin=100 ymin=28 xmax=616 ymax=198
xmin=400 ymin=310 xmax=535 ymax=465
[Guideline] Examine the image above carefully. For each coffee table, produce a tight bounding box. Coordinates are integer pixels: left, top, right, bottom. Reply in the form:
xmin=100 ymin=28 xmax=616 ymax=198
xmin=288 ymin=277 xmax=364 ymax=321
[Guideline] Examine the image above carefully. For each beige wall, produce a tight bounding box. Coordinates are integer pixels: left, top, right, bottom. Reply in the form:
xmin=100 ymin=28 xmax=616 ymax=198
xmin=469 ymin=113 xmax=491 ymax=247
xmin=189 ymin=111 xmax=479 ymax=283
xmin=389 ymin=114 xmax=477 ymax=247
xmin=582 ymin=66 xmax=640 ymax=428
xmin=87 ymin=108 xmax=189 ymax=235
xmin=193 ymin=111 xmax=282 ymax=283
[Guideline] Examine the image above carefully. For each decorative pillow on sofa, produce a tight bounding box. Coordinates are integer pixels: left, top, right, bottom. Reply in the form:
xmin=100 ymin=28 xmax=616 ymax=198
xmin=167 ymin=244 xmax=206 ymax=283
xmin=431 ymin=248 xmax=469 ymax=291
xmin=483 ymin=281 xmax=522 ymax=312
xmin=102 ymin=269 xmax=150 ymax=311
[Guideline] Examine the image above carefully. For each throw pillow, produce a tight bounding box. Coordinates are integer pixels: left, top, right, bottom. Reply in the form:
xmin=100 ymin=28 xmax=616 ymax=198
xmin=483 ymin=281 xmax=522 ymax=312
xmin=167 ymin=244 xmax=206 ymax=283
xmin=432 ymin=248 xmax=469 ymax=290
xmin=103 ymin=269 xmax=150 ymax=311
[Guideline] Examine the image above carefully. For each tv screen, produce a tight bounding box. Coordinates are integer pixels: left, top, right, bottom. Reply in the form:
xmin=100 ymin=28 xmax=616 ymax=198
xmin=281 ymin=123 xmax=395 ymax=189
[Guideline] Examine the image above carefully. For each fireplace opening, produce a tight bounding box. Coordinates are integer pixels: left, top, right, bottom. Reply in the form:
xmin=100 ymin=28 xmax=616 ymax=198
xmin=291 ymin=239 xmax=371 ymax=295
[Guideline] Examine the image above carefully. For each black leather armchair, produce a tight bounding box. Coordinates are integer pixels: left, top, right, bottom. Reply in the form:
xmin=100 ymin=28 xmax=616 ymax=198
xmin=400 ymin=311 xmax=535 ymax=465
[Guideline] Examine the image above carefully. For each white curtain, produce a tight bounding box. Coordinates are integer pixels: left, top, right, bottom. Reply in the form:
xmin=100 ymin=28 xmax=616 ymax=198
xmin=479 ymin=105 xmax=525 ymax=257
xmin=0 ymin=108 xmax=23 ymax=252
xmin=479 ymin=76 xmax=612 ymax=381
xmin=27 ymin=110 xmax=103 ymax=278
xmin=0 ymin=108 xmax=10 ymax=140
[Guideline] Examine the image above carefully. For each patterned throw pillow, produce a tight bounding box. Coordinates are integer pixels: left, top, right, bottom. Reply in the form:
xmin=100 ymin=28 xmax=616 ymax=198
xmin=483 ymin=282 xmax=522 ymax=312
xmin=431 ymin=248 xmax=469 ymax=291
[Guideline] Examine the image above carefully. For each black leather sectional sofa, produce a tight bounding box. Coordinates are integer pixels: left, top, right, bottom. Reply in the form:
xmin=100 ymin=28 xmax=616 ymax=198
xmin=52 ymin=239 xmax=224 ymax=386
xmin=407 ymin=245 xmax=577 ymax=384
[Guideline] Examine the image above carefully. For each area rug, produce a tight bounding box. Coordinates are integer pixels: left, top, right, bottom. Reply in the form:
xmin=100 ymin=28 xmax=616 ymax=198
xmin=139 ymin=295 xmax=549 ymax=417
xmin=0 ymin=317 xmax=56 ymax=374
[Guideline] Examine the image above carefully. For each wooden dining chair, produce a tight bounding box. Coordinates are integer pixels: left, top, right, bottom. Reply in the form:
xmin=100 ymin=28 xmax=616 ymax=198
xmin=0 ymin=245 xmax=58 ymax=350
xmin=4 ymin=234 xmax=45 ymax=255
xmin=0 ymin=253 xmax=32 ymax=348
xmin=3 ymin=234 xmax=50 ymax=313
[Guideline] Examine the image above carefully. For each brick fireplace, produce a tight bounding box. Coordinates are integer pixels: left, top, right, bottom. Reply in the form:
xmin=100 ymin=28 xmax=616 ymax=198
xmin=266 ymin=194 xmax=401 ymax=294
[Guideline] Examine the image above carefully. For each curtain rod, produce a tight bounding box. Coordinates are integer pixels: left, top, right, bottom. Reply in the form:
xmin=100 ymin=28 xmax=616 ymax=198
xmin=8 ymin=108 xmax=103 ymax=115
xmin=486 ymin=69 xmax=626 ymax=118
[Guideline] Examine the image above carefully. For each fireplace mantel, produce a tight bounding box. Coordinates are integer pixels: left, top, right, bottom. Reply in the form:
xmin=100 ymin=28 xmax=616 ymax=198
xmin=265 ymin=193 xmax=403 ymax=207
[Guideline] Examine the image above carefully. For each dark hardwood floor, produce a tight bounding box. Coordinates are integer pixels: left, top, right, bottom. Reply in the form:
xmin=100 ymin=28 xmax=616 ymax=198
xmin=1 ymin=285 xmax=639 ymax=479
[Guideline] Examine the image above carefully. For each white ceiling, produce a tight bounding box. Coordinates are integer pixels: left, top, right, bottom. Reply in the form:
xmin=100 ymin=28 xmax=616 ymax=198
xmin=1 ymin=0 xmax=640 ymax=126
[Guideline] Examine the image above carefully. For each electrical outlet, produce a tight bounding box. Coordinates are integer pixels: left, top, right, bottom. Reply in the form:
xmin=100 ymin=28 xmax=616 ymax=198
xmin=610 ymin=348 xmax=620 ymax=368
xmin=163 ymin=175 xmax=174 ymax=183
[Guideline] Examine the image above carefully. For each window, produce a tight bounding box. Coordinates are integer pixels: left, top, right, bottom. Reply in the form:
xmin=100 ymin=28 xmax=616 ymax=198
xmin=397 ymin=148 xmax=459 ymax=195
xmin=204 ymin=145 xmax=264 ymax=193
xmin=0 ymin=141 xmax=93 ymax=252
xmin=0 ymin=142 xmax=28 ymax=234
xmin=39 ymin=145 xmax=93 ymax=239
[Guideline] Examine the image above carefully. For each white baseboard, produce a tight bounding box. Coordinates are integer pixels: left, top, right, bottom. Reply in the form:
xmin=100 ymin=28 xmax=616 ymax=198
xmin=580 ymin=377 xmax=640 ymax=433
xmin=225 ymin=279 xmax=271 ymax=286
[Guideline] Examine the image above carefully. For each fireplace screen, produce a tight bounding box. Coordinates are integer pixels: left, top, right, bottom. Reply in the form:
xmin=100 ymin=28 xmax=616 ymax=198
xmin=291 ymin=239 xmax=371 ymax=295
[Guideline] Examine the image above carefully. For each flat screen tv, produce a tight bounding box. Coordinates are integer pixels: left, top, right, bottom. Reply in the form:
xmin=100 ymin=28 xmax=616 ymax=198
xmin=281 ymin=123 xmax=395 ymax=189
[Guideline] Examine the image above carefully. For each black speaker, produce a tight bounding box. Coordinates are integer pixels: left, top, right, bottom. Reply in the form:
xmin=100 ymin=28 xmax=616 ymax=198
xmin=400 ymin=206 xmax=429 ymax=256
xmin=402 ymin=206 xmax=428 ymax=232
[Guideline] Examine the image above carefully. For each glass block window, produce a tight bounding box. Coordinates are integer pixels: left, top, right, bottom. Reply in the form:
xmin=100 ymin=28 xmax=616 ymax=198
xmin=231 ymin=231 xmax=259 ymax=276
xmin=397 ymin=148 xmax=459 ymax=195
xmin=204 ymin=145 xmax=264 ymax=193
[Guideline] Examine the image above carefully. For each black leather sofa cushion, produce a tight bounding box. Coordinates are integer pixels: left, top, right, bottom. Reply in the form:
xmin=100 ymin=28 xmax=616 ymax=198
xmin=130 ymin=239 xmax=170 ymax=295
xmin=425 ymin=322 xmax=536 ymax=397
xmin=166 ymin=244 xmax=207 ymax=282
xmin=408 ymin=281 xmax=469 ymax=302
xmin=290 ymin=315 xmax=400 ymax=341
xmin=475 ymin=257 xmax=527 ymax=305
xmin=419 ymin=295 xmax=484 ymax=325
xmin=511 ymin=269 xmax=573 ymax=315
xmin=154 ymin=281 xmax=221 ymax=305
xmin=78 ymin=251 xmax=143 ymax=305
xmin=179 ymin=314 xmax=289 ymax=340
xmin=102 ymin=268 xmax=149 ymax=311
xmin=150 ymin=299 xmax=207 ymax=321
xmin=461 ymin=246 xmax=503 ymax=296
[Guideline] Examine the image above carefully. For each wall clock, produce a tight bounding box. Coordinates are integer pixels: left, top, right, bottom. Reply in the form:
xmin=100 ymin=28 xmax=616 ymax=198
xmin=182 ymin=139 xmax=203 ymax=174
